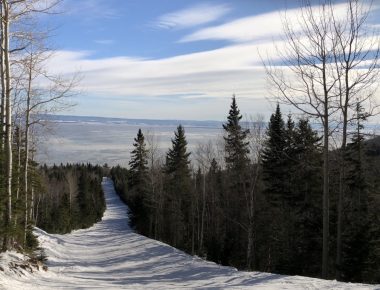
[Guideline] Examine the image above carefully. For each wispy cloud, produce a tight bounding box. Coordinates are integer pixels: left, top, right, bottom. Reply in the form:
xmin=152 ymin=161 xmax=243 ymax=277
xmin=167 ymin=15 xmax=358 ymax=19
xmin=180 ymin=3 xmax=354 ymax=43
xmin=64 ymin=0 xmax=120 ymax=22
xmin=43 ymin=2 xmax=380 ymax=120
xmin=154 ymin=3 xmax=231 ymax=30
xmin=44 ymin=44 xmax=269 ymax=117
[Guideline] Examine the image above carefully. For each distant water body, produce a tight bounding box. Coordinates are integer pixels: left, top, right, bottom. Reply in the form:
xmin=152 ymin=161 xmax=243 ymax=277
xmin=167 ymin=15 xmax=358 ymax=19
xmin=37 ymin=115 xmax=224 ymax=167
xmin=36 ymin=115 xmax=380 ymax=167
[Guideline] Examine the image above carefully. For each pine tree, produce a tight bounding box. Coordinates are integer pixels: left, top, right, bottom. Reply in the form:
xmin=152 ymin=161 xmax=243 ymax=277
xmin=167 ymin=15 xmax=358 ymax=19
xmin=163 ymin=125 xmax=192 ymax=248
xmin=261 ymin=103 xmax=286 ymax=205
xmin=293 ymin=118 xmax=322 ymax=206
xmin=341 ymin=103 xmax=370 ymax=282
xmin=222 ymin=96 xmax=251 ymax=267
xmin=291 ymin=118 xmax=322 ymax=276
xmin=129 ymin=129 xmax=148 ymax=192
xmin=165 ymin=125 xmax=191 ymax=178
xmin=223 ymin=95 xmax=250 ymax=171
xmin=128 ymin=129 xmax=150 ymax=233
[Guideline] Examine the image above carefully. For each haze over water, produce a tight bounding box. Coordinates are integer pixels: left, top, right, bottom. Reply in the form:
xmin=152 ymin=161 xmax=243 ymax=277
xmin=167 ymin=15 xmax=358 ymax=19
xmin=37 ymin=115 xmax=223 ymax=167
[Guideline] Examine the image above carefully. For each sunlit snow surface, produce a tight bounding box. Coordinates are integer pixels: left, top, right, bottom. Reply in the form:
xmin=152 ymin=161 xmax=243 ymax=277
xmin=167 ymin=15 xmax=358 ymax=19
xmin=0 ymin=178 xmax=377 ymax=289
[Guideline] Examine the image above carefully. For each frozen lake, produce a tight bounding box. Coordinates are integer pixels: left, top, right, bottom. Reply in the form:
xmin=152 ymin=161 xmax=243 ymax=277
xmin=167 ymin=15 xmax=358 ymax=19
xmin=35 ymin=115 xmax=380 ymax=167
xmin=36 ymin=115 xmax=224 ymax=167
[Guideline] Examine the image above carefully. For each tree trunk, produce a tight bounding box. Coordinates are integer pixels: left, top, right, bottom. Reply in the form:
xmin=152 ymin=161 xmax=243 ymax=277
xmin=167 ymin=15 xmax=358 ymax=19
xmin=16 ymin=118 xmax=22 ymax=200
xmin=0 ymin=3 xmax=5 ymax=150
xmin=30 ymin=186 xmax=34 ymax=222
xmin=3 ymin=0 xmax=13 ymax=250
xmin=322 ymin=115 xmax=330 ymax=279
xmin=246 ymin=221 xmax=254 ymax=270
xmin=23 ymin=52 xmax=33 ymax=246
xmin=199 ymin=172 xmax=206 ymax=253
xmin=336 ymin=64 xmax=350 ymax=280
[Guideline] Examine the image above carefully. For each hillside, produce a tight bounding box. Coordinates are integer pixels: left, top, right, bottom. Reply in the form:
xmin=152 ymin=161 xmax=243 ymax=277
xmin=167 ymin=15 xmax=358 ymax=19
xmin=0 ymin=178 xmax=377 ymax=289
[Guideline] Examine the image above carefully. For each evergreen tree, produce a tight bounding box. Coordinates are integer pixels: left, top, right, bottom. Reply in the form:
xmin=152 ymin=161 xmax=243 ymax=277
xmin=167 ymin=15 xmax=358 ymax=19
xmin=222 ymin=95 xmax=251 ymax=266
xmin=223 ymin=95 xmax=250 ymax=171
xmin=261 ymin=103 xmax=286 ymax=205
xmin=293 ymin=118 xmax=322 ymax=206
xmin=163 ymin=125 xmax=192 ymax=248
xmin=260 ymin=104 xmax=287 ymax=272
xmin=128 ymin=129 xmax=150 ymax=233
xmin=341 ymin=103 xmax=370 ymax=282
xmin=165 ymin=125 xmax=191 ymax=178
xmin=283 ymin=114 xmax=297 ymax=204
xmin=291 ymin=118 xmax=323 ymax=276
xmin=129 ymin=129 xmax=149 ymax=192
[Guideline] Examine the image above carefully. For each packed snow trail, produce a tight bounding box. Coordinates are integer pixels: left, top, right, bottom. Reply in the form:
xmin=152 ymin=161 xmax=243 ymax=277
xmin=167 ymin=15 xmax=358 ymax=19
xmin=0 ymin=178 xmax=377 ymax=289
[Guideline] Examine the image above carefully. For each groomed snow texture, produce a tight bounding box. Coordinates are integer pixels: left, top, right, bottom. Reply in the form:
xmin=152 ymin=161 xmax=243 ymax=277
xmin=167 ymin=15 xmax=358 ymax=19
xmin=0 ymin=178 xmax=377 ymax=289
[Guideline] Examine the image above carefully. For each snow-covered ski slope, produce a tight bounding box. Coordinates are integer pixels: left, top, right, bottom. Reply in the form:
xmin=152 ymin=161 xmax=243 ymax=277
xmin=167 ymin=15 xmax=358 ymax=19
xmin=0 ymin=178 xmax=377 ymax=289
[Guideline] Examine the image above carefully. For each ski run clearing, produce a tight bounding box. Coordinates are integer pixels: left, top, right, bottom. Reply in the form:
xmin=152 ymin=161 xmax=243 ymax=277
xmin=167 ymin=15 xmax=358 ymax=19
xmin=0 ymin=178 xmax=378 ymax=289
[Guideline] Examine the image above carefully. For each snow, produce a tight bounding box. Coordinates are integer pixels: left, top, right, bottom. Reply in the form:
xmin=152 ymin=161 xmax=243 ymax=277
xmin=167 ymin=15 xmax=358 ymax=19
xmin=0 ymin=177 xmax=378 ymax=289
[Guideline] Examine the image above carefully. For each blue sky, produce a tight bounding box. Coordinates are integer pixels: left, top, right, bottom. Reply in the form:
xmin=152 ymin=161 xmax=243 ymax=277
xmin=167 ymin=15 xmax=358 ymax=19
xmin=42 ymin=0 xmax=380 ymax=121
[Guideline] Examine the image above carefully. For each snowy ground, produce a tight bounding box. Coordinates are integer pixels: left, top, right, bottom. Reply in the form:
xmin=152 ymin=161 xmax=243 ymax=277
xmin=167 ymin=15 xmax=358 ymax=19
xmin=0 ymin=178 xmax=378 ymax=289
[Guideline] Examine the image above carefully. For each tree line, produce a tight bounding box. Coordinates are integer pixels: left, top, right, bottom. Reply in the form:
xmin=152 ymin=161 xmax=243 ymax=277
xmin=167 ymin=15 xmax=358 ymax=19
xmin=36 ymin=163 xmax=106 ymax=234
xmin=111 ymin=97 xmax=380 ymax=284
xmin=0 ymin=0 xmax=76 ymax=253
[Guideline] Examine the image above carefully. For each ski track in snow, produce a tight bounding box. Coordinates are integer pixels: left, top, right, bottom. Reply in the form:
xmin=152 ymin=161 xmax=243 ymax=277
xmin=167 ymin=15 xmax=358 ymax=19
xmin=0 ymin=178 xmax=378 ymax=289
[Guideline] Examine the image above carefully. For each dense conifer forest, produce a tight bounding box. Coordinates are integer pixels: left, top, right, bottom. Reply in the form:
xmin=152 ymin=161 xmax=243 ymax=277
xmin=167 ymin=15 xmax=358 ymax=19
xmin=36 ymin=164 xmax=106 ymax=234
xmin=0 ymin=162 xmax=106 ymax=252
xmin=111 ymin=98 xmax=380 ymax=284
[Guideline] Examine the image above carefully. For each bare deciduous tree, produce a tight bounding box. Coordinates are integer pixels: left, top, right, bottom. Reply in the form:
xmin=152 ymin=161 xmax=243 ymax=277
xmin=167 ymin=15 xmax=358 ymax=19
xmin=0 ymin=0 xmax=74 ymax=250
xmin=265 ymin=0 xmax=379 ymax=278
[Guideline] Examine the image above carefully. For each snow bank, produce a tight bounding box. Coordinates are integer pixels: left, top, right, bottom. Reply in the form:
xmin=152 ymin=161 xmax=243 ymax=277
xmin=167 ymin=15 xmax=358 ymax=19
xmin=0 ymin=178 xmax=377 ymax=289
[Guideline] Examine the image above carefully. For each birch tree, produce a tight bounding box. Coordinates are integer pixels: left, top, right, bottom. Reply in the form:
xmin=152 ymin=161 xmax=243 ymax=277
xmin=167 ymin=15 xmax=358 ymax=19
xmin=0 ymin=0 xmax=72 ymax=250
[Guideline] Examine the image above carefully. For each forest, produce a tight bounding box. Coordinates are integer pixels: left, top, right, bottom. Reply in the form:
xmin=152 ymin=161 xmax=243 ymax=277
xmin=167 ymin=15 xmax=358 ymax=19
xmin=111 ymin=98 xmax=380 ymax=284
xmin=0 ymin=161 xmax=106 ymax=251
xmin=36 ymin=164 xmax=106 ymax=234
xmin=0 ymin=0 xmax=379 ymax=286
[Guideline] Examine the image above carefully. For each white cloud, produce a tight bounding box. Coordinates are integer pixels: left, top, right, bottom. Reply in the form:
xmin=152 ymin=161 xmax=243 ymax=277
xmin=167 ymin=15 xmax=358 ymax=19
xmin=154 ymin=3 xmax=231 ymax=30
xmin=180 ymin=3 xmax=357 ymax=43
xmin=46 ymin=42 xmax=272 ymax=98
xmin=42 ymin=2 xmax=379 ymax=120
xmin=64 ymin=0 xmax=120 ymax=21
xmin=43 ymin=43 xmax=273 ymax=120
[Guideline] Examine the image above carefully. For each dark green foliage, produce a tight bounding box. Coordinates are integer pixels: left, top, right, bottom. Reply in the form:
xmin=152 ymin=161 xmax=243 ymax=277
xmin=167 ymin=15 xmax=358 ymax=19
xmin=163 ymin=125 xmax=192 ymax=249
xmin=128 ymin=129 xmax=150 ymax=233
xmin=261 ymin=104 xmax=287 ymax=205
xmin=110 ymin=165 xmax=129 ymax=201
xmin=338 ymin=104 xmax=372 ymax=282
xmin=165 ymin=125 xmax=191 ymax=178
xmin=25 ymin=225 xmax=39 ymax=250
xmin=259 ymin=105 xmax=323 ymax=275
xmin=129 ymin=129 xmax=149 ymax=189
xmin=36 ymin=163 xmax=106 ymax=234
xmin=222 ymin=96 xmax=251 ymax=267
xmin=109 ymin=101 xmax=380 ymax=285
xmin=223 ymin=95 xmax=250 ymax=171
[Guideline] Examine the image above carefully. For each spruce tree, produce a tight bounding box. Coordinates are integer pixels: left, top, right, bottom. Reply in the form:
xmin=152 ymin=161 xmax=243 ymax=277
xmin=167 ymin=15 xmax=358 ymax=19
xmin=223 ymin=95 xmax=250 ymax=171
xmin=165 ymin=125 xmax=191 ymax=178
xmin=293 ymin=118 xmax=322 ymax=206
xmin=291 ymin=118 xmax=322 ymax=276
xmin=163 ymin=125 xmax=192 ymax=248
xmin=261 ymin=103 xmax=286 ymax=205
xmin=128 ymin=129 xmax=150 ymax=233
xmin=129 ymin=129 xmax=148 ymax=191
xmin=341 ymin=103 xmax=370 ymax=282
xmin=222 ymin=95 xmax=250 ymax=266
